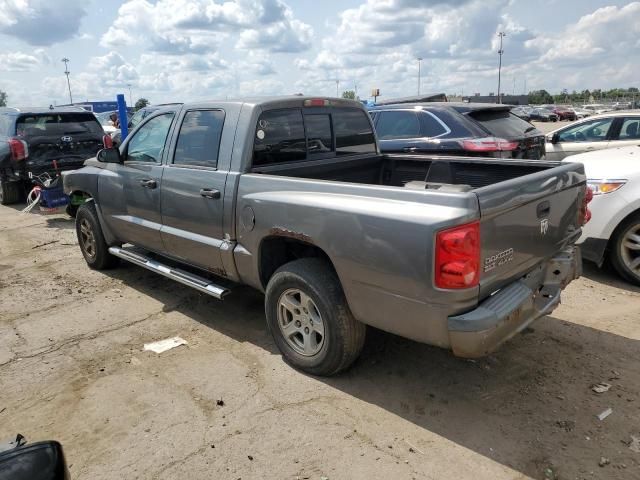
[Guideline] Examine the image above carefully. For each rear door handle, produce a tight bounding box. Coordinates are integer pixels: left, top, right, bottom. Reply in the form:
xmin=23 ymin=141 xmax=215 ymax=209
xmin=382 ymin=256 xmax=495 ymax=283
xmin=139 ymin=179 xmax=157 ymax=189
xmin=403 ymin=147 xmax=417 ymax=152
xmin=200 ymin=188 xmax=221 ymax=199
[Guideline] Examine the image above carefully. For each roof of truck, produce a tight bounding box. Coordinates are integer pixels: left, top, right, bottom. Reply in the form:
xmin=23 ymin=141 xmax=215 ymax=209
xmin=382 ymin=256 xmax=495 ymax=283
xmin=369 ymin=102 xmax=512 ymax=113
xmin=0 ymin=106 xmax=94 ymax=115
xmin=178 ymin=96 xmax=365 ymax=110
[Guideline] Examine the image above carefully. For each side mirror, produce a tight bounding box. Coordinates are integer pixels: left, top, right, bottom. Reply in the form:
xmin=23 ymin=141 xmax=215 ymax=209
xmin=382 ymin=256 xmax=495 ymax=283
xmin=548 ymin=133 xmax=560 ymax=144
xmin=0 ymin=438 xmax=69 ymax=480
xmin=97 ymin=148 xmax=122 ymax=164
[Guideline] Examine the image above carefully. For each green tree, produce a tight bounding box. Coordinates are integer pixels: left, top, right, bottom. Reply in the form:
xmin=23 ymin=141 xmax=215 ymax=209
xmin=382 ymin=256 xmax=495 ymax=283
xmin=528 ymin=89 xmax=553 ymax=105
xmin=0 ymin=90 xmax=7 ymax=107
xmin=341 ymin=90 xmax=357 ymax=100
xmin=134 ymin=98 xmax=149 ymax=111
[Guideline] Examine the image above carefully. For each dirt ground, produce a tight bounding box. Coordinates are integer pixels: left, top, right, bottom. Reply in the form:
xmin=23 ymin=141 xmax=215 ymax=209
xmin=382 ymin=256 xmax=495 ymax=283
xmin=0 ymin=203 xmax=639 ymax=480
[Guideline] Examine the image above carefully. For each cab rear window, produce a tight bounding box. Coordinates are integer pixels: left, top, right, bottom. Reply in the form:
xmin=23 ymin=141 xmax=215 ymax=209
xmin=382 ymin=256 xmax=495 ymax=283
xmin=16 ymin=113 xmax=103 ymax=137
xmin=253 ymin=107 xmax=375 ymax=166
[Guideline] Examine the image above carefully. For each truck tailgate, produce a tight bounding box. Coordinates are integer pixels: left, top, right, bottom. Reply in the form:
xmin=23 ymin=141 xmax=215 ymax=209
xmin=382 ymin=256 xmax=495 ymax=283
xmin=475 ymin=161 xmax=586 ymax=299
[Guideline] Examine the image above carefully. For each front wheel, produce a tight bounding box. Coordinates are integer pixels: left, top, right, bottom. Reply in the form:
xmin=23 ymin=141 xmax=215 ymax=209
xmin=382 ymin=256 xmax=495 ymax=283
xmin=265 ymin=258 xmax=366 ymax=376
xmin=610 ymin=214 xmax=640 ymax=286
xmin=75 ymin=202 xmax=119 ymax=270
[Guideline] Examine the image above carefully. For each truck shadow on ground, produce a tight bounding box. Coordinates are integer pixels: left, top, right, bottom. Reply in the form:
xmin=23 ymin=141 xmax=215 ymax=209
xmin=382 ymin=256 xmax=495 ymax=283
xmin=104 ymin=263 xmax=640 ymax=480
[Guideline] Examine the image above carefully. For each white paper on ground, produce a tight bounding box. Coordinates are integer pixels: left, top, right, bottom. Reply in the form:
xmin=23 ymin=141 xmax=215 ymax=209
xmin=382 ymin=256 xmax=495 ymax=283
xmin=144 ymin=336 xmax=188 ymax=354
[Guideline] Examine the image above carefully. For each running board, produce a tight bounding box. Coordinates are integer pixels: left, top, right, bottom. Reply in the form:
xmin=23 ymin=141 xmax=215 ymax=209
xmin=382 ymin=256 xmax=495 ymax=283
xmin=108 ymin=246 xmax=230 ymax=299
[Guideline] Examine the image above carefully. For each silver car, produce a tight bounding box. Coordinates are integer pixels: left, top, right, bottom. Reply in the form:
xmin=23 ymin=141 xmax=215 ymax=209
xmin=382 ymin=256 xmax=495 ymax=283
xmin=545 ymin=111 xmax=640 ymax=161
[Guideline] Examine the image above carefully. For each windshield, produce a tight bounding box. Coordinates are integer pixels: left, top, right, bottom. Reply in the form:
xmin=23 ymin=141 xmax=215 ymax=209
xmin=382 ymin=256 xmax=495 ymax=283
xmin=16 ymin=113 xmax=104 ymax=136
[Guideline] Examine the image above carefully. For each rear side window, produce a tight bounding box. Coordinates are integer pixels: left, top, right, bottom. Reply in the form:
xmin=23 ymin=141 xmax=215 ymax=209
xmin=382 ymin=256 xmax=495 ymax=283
xmin=333 ymin=110 xmax=376 ymax=155
xmin=420 ymin=112 xmax=448 ymax=137
xmin=304 ymin=114 xmax=332 ymax=154
xmin=618 ymin=117 xmax=640 ymax=140
xmin=0 ymin=115 xmax=12 ymax=137
xmin=468 ymin=110 xmax=537 ymax=138
xmin=253 ymin=110 xmax=306 ymax=166
xmin=16 ymin=113 xmax=103 ymax=136
xmin=173 ymin=110 xmax=225 ymax=168
xmin=376 ymin=111 xmax=421 ymax=139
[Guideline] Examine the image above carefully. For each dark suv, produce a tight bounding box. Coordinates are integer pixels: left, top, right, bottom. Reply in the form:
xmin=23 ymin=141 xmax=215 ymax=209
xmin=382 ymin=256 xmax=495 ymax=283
xmin=0 ymin=107 xmax=107 ymax=204
xmin=368 ymin=102 xmax=545 ymax=159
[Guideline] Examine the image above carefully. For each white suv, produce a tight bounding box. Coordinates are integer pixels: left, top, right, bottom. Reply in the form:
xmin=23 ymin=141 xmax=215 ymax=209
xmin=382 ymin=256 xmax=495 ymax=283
xmin=565 ymin=145 xmax=640 ymax=284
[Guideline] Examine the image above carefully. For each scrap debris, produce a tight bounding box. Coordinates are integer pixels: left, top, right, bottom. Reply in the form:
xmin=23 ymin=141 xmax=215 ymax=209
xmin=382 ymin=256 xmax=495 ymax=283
xmin=596 ymin=408 xmax=613 ymax=421
xmin=628 ymin=435 xmax=640 ymax=453
xmin=592 ymin=383 xmax=612 ymax=394
xmin=143 ymin=337 xmax=188 ymax=354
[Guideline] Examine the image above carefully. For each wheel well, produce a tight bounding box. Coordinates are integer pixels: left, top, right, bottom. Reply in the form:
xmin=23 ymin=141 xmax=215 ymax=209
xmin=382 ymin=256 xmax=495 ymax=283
xmin=259 ymin=236 xmax=336 ymax=288
xmin=609 ymin=208 xmax=640 ymax=246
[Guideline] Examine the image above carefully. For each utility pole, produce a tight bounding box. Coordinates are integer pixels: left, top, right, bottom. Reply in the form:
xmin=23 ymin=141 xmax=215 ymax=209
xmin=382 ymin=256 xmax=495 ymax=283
xmin=496 ymin=32 xmax=506 ymax=104
xmin=61 ymin=58 xmax=73 ymax=104
xmin=335 ymin=79 xmax=339 ymax=97
xmin=127 ymin=84 xmax=132 ymax=105
xmin=417 ymin=57 xmax=423 ymax=96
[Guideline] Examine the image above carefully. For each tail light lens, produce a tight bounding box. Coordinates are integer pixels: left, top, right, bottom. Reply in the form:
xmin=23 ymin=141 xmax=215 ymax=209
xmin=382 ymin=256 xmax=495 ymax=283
xmin=435 ymin=221 xmax=480 ymax=289
xmin=578 ymin=185 xmax=593 ymax=225
xmin=461 ymin=137 xmax=519 ymax=152
xmin=102 ymin=134 xmax=113 ymax=149
xmin=8 ymin=138 xmax=28 ymax=161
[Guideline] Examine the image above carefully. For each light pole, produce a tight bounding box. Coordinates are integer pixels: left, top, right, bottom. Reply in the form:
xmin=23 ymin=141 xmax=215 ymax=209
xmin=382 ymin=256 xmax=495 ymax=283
xmin=417 ymin=57 xmax=423 ymax=96
xmin=127 ymin=84 xmax=132 ymax=106
xmin=61 ymin=58 xmax=73 ymax=104
xmin=496 ymin=32 xmax=506 ymax=104
xmin=335 ymin=79 xmax=340 ymax=97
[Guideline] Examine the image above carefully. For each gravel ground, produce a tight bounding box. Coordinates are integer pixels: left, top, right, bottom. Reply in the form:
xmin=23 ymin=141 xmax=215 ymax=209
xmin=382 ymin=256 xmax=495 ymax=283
xmin=1 ymin=203 xmax=639 ymax=480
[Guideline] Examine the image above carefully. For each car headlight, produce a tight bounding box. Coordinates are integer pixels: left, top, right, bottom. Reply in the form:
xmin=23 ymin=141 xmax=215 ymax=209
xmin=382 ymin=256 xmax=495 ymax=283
xmin=587 ymin=180 xmax=627 ymax=195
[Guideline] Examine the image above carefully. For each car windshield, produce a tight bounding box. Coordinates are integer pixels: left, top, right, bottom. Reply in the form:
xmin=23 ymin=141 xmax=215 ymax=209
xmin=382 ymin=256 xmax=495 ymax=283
xmin=16 ymin=113 xmax=104 ymax=136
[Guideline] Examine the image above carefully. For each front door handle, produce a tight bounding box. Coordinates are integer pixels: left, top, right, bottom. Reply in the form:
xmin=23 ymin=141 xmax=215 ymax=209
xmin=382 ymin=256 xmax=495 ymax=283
xmin=200 ymin=188 xmax=221 ymax=199
xmin=403 ymin=147 xmax=417 ymax=152
xmin=139 ymin=179 xmax=157 ymax=189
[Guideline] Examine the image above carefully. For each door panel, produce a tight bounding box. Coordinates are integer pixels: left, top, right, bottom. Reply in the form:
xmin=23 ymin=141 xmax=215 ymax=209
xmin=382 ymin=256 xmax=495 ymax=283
xmin=611 ymin=117 xmax=640 ymax=149
xmin=160 ymin=109 xmax=227 ymax=274
xmin=100 ymin=112 xmax=175 ymax=252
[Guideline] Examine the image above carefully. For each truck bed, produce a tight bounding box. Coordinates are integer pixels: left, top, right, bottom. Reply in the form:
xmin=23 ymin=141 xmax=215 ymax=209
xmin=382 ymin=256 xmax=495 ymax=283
xmin=251 ymin=153 xmax=552 ymax=190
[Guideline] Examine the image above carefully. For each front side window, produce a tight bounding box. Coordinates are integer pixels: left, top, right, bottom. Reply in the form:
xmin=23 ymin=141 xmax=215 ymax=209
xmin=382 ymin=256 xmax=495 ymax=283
xmin=618 ymin=118 xmax=640 ymax=140
xmin=126 ymin=113 xmax=174 ymax=163
xmin=557 ymin=118 xmax=614 ymax=143
xmin=333 ymin=109 xmax=376 ymax=155
xmin=253 ymin=110 xmax=306 ymax=166
xmin=376 ymin=111 xmax=421 ymax=140
xmin=173 ymin=110 xmax=225 ymax=168
xmin=129 ymin=110 xmax=145 ymax=129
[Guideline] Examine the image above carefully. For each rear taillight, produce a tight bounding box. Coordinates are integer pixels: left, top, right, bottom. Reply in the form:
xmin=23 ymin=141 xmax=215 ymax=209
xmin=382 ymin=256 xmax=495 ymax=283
xmin=435 ymin=221 xmax=480 ymax=289
xmin=8 ymin=138 xmax=28 ymax=161
xmin=461 ymin=137 xmax=519 ymax=152
xmin=578 ymin=185 xmax=593 ymax=225
xmin=102 ymin=134 xmax=113 ymax=149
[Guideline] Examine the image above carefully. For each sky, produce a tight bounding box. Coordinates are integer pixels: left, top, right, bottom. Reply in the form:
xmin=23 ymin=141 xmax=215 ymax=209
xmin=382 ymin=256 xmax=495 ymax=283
xmin=0 ymin=0 xmax=639 ymax=106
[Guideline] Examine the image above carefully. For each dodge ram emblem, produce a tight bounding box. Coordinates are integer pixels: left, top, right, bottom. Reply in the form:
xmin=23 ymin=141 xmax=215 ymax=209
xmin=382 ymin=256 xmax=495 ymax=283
xmin=540 ymin=218 xmax=549 ymax=235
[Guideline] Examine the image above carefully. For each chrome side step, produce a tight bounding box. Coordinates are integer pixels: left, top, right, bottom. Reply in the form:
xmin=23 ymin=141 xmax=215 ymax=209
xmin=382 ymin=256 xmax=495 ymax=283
xmin=108 ymin=246 xmax=230 ymax=299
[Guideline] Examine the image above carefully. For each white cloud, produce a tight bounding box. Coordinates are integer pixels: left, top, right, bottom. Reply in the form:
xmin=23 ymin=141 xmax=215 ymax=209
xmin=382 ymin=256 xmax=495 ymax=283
xmin=101 ymin=0 xmax=313 ymax=54
xmin=0 ymin=49 xmax=48 ymax=72
xmin=0 ymin=0 xmax=88 ymax=45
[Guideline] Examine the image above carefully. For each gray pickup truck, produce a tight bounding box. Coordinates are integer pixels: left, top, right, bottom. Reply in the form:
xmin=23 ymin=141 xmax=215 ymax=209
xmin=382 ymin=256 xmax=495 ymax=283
xmin=63 ymin=96 xmax=589 ymax=375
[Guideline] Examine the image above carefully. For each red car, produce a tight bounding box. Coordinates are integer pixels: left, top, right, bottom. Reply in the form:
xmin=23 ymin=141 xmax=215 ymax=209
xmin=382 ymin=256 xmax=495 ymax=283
xmin=552 ymin=106 xmax=577 ymax=121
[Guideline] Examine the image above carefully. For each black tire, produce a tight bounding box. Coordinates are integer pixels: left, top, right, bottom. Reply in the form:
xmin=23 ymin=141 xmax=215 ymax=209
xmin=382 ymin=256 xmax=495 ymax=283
xmin=75 ymin=202 xmax=119 ymax=270
xmin=66 ymin=203 xmax=79 ymax=218
xmin=0 ymin=179 xmax=22 ymax=205
xmin=265 ymin=258 xmax=366 ymax=376
xmin=610 ymin=213 xmax=640 ymax=286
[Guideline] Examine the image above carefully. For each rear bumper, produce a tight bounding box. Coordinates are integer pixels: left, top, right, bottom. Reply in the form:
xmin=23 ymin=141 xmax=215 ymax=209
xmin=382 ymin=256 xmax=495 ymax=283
xmin=448 ymin=246 xmax=581 ymax=358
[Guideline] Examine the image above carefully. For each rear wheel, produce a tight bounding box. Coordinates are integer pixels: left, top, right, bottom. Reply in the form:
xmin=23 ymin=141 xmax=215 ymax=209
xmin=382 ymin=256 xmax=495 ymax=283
xmin=0 ymin=179 xmax=22 ymax=205
xmin=265 ymin=258 xmax=366 ymax=376
xmin=610 ymin=214 xmax=640 ymax=286
xmin=76 ymin=202 xmax=119 ymax=270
